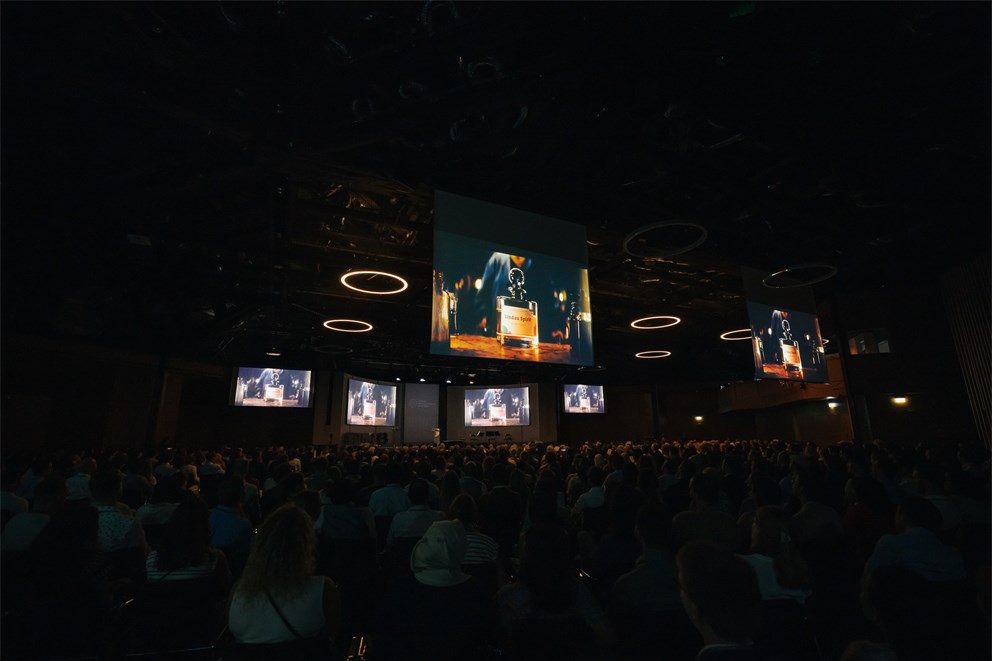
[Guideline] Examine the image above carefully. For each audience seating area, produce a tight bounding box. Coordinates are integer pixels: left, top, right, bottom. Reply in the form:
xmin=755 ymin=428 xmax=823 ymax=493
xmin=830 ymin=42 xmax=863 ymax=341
xmin=1 ymin=438 xmax=989 ymax=660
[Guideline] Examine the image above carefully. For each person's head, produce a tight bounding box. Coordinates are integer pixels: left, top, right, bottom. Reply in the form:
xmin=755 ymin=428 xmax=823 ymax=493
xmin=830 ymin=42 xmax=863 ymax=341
xmin=689 ymin=470 xmax=720 ymax=509
xmin=448 ymin=493 xmax=478 ymax=530
xmin=587 ymin=465 xmax=605 ymax=488
xmin=520 ymin=523 xmax=574 ymax=612
xmin=490 ymin=462 xmax=510 ymax=486
xmin=217 ymin=475 xmax=245 ymax=509
xmin=895 ymin=496 xmax=941 ymax=532
xmin=292 ymin=490 xmax=322 ymax=522
xmin=408 ymin=478 xmax=430 ymax=507
xmin=751 ymin=506 xmax=809 ymax=589
xmin=32 ymin=474 xmax=67 ymax=514
xmin=89 ymin=468 xmax=123 ymax=504
xmin=238 ymin=504 xmax=316 ymax=598
xmin=750 ymin=475 xmax=782 ymax=508
xmin=386 ymin=462 xmax=404 ymax=485
xmin=676 ymin=542 xmax=761 ymax=644
xmin=410 ymin=520 xmax=470 ymax=587
xmin=158 ymin=496 xmax=210 ymax=570
xmin=635 ymin=504 xmax=672 ymax=551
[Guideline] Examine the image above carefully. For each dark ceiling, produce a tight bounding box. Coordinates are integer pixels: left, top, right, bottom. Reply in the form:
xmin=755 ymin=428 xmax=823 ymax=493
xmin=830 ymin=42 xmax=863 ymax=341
xmin=2 ymin=2 xmax=989 ymax=386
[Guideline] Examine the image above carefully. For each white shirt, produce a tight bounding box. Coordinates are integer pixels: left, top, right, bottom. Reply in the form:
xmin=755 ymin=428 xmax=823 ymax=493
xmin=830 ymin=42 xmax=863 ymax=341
xmin=736 ymin=553 xmax=810 ymax=604
xmin=368 ymin=484 xmax=411 ymax=518
xmin=573 ymin=486 xmax=605 ymax=514
xmin=387 ymin=506 xmax=443 ymax=545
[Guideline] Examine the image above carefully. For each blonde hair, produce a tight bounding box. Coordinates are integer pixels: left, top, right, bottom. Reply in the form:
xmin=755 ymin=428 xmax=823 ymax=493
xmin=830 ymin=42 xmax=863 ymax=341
xmin=236 ymin=504 xmax=316 ymax=599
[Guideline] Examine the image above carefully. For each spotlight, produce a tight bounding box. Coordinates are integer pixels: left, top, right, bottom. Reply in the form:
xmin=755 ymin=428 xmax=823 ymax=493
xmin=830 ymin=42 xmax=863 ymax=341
xmin=445 ymin=379 xmax=452 ymax=384
xmin=630 ymin=316 xmax=681 ymax=330
xmin=340 ymin=270 xmax=408 ymax=295
xmin=419 ymin=378 xmax=426 ymax=383
xmin=323 ymin=319 xmax=373 ymax=333
xmin=635 ymin=350 xmax=672 ymax=359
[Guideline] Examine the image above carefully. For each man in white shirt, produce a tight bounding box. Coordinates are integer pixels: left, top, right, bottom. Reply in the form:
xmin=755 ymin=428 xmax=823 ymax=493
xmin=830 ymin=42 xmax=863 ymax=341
xmin=864 ymin=496 xmax=965 ymax=583
xmin=387 ymin=479 xmax=443 ymax=545
xmin=369 ymin=464 xmax=411 ymax=518
xmin=572 ymin=466 xmax=606 ymax=515
xmin=90 ymin=468 xmax=147 ymax=553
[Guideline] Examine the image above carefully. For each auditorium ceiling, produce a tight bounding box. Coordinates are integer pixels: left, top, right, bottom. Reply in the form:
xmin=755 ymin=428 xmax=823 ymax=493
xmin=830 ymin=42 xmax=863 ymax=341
xmin=2 ymin=2 xmax=989 ymax=385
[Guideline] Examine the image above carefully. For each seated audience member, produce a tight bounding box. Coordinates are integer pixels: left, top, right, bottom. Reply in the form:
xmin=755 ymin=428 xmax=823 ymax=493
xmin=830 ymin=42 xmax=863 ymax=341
xmin=122 ymin=458 xmax=156 ymax=510
xmin=90 ymin=467 xmax=147 ymax=553
xmin=228 ymin=458 xmax=261 ymax=525
xmin=913 ymin=463 xmax=963 ymax=532
xmin=16 ymin=457 xmax=52 ymax=502
xmin=676 ymin=541 xmax=762 ymax=660
xmin=673 ymin=471 xmax=738 ymax=553
xmin=146 ymin=496 xmax=230 ymax=585
xmin=449 ymin=494 xmax=500 ymax=567
xmin=479 ymin=463 xmax=524 ymax=561
xmin=459 ymin=461 xmax=489 ymax=500
xmin=65 ymin=457 xmax=97 ymax=504
xmin=611 ymin=504 xmax=680 ymax=620
xmin=199 ymin=452 xmax=226 ymax=478
xmin=840 ymin=641 xmax=897 ymax=661
xmin=317 ymin=479 xmax=371 ymax=541
xmin=292 ymin=489 xmax=322 ymax=523
xmin=572 ymin=466 xmax=606 ymax=515
xmin=228 ymin=505 xmax=342 ymax=649
xmin=136 ymin=472 xmax=184 ymax=526
xmin=408 ymin=461 xmax=441 ymax=510
xmin=439 ymin=469 xmax=463 ymax=515
xmin=736 ymin=475 xmax=781 ymax=538
xmin=738 ymin=506 xmax=811 ymax=604
xmin=843 ymin=477 xmax=896 ymax=564
xmin=790 ymin=473 xmax=844 ymax=545
xmin=498 ymin=523 xmax=615 ymax=649
xmin=387 ymin=478 xmax=443 ymax=545
xmin=260 ymin=471 xmax=305 ymax=520
xmin=2 ymin=474 xmax=66 ymax=551
xmin=368 ymin=463 xmax=411 ymax=518
xmin=153 ymin=449 xmax=176 ymax=478
xmin=863 ymin=496 xmax=965 ymax=583
xmin=209 ymin=475 xmax=252 ymax=559
xmin=373 ymin=520 xmax=491 ymax=661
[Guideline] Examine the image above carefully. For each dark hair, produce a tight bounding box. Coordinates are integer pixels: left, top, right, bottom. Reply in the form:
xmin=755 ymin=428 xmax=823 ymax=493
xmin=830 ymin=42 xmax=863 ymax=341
xmin=449 ymin=493 xmax=478 ymax=530
xmin=690 ymin=471 xmax=720 ymax=506
xmin=677 ymin=542 xmax=761 ymax=642
xmin=408 ymin=478 xmax=430 ymax=506
xmin=751 ymin=475 xmax=782 ymax=508
xmin=587 ymin=466 xmax=606 ymax=487
xmin=89 ymin=468 xmax=123 ymax=501
xmin=898 ymin=496 xmax=941 ymax=531
xmin=520 ymin=524 xmax=574 ymax=612
xmin=157 ymin=496 xmax=211 ymax=571
xmin=635 ymin=504 xmax=672 ymax=550
xmin=217 ymin=475 xmax=245 ymax=508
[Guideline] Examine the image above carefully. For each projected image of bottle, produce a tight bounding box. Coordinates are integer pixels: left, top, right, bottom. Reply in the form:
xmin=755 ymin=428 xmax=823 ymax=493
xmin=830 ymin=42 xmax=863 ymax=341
xmin=363 ymin=385 xmax=376 ymax=422
xmin=578 ymin=385 xmax=591 ymax=411
xmin=489 ymin=389 xmax=506 ymax=424
xmin=496 ymin=267 xmax=539 ymax=348
xmin=779 ymin=319 xmax=803 ymax=375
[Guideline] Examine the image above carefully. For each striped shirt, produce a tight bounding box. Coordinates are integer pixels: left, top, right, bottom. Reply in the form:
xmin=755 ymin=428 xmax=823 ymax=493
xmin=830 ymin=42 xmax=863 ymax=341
xmin=463 ymin=531 xmax=499 ymax=566
xmin=145 ymin=549 xmax=220 ymax=582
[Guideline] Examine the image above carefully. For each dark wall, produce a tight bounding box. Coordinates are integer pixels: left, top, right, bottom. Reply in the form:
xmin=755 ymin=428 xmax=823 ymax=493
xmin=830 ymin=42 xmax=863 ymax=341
xmin=556 ymin=385 xmax=655 ymax=443
xmin=832 ymin=281 xmax=978 ymax=445
xmin=2 ymin=335 xmax=160 ymax=453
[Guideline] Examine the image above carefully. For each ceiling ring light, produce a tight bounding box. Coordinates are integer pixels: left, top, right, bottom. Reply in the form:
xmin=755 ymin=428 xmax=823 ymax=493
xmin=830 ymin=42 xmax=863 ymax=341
xmin=719 ymin=328 xmax=753 ymax=341
xmin=635 ymin=350 xmax=672 ymax=359
xmin=340 ymin=270 xmax=409 ymax=295
xmin=762 ymin=264 xmax=838 ymax=288
xmin=622 ymin=221 xmax=708 ymax=259
xmin=630 ymin=315 xmax=681 ymax=330
xmin=323 ymin=319 xmax=373 ymax=333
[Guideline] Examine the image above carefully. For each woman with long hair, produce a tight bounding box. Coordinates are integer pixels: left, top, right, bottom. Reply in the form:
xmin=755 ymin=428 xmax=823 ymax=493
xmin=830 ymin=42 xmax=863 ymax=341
xmin=737 ymin=505 xmax=811 ymax=603
xmin=228 ymin=504 xmax=341 ymax=650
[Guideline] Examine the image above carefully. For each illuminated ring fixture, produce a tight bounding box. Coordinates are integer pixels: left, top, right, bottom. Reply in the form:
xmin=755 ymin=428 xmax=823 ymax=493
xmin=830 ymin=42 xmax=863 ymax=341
xmin=340 ymin=270 xmax=409 ymax=295
xmin=719 ymin=328 xmax=753 ymax=341
xmin=323 ymin=319 xmax=373 ymax=333
xmin=635 ymin=350 xmax=672 ymax=359
xmin=762 ymin=264 xmax=838 ymax=289
xmin=622 ymin=221 xmax=708 ymax=259
xmin=630 ymin=315 xmax=682 ymax=330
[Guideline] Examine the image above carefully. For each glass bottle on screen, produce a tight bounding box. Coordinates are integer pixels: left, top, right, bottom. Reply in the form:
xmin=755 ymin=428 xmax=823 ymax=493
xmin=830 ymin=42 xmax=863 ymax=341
xmin=496 ymin=267 xmax=539 ymax=348
xmin=363 ymin=386 xmax=376 ymax=422
xmin=779 ymin=320 xmax=803 ymax=374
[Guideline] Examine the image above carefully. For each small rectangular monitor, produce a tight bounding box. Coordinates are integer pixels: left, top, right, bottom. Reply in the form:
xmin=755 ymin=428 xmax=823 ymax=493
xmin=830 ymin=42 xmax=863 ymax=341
xmin=563 ymin=384 xmax=606 ymax=413
xmin=346 ymin=378 xmax=398 ymax=426
xmin=464 ymin=386 xmax=531 ymax=426
xmin=747 ymin=302 xmax=828 ymax=383
xmin=231 ymin=367 xmax=312 ymax=408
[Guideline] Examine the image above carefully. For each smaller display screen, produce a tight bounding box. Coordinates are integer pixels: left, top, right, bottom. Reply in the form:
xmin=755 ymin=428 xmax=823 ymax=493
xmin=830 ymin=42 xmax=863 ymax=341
xmin=464 ymin=387 xmax=531 ymax=426
xmin=232 ymin=368 xmax=312 ymax=408
xmin=563 ymin=384 xmax=606 ymax=413
xmin=347 ymin=379 xmax=398 ymax=426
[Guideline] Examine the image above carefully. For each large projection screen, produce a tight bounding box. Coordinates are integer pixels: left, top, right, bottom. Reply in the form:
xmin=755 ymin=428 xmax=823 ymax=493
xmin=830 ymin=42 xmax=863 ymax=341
xmin=346 ymin=378 xmax=398 ymax=426
xmin=563 ymin=384 xmax=606 ymax=413
xmin=431 ymin=191 xmax=593 ymax=366
xmin=464 ymin=387 xmax=531 ymax=426
xmin=231 ymin=367 xmax=312 ymax=408
xmin=747 ymin=302 xmax=828 ymax=383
